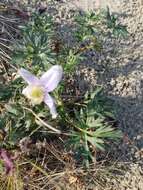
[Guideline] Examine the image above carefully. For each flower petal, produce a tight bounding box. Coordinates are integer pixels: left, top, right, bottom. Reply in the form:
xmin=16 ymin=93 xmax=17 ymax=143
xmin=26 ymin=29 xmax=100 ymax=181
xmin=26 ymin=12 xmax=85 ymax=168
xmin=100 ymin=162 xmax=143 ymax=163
xmin=22 ymin=86 xmax=31 ymax=98
xmin=19 ymin=68 xmax=40 ymax=85
xmin=44 ymin=93 xmax=58 ymax=118
xmin=40 ymin=65 xmax=63 ymax=92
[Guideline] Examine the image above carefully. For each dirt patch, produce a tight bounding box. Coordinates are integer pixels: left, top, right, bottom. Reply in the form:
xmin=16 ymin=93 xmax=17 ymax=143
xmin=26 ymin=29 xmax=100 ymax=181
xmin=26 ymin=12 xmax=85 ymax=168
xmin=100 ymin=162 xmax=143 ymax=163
xmin=51 ymin=0 xmax=143 ymax=189
xmin=1 ymin=0 xmax=143 ymax=189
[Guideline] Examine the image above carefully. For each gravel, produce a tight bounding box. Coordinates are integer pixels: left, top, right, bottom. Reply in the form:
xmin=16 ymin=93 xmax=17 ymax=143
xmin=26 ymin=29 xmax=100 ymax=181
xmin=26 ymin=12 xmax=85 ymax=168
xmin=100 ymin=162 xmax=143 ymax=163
xmin=3 ymin=0 xmax=143 ymax=189
xmin=49 ymin=1 xmax=143 ymax=189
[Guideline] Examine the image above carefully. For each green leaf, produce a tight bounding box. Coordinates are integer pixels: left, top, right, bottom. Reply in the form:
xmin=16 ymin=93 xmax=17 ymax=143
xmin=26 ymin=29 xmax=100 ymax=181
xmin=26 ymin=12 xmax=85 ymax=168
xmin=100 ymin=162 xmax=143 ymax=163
xmin=93 ymin=126 xmax=122 ymax=139
xmin=86 ymin=117 xmax=105 ymax=128
xmin=5 ymin=104 xmax=19 ymax=116
xmin=86 ymin=136 xmax=105 ymax=151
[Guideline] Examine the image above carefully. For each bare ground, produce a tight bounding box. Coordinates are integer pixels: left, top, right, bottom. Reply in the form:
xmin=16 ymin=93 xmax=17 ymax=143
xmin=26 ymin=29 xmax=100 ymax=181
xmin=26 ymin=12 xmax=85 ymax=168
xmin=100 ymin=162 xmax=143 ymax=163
xmin=53 ymin=0 xmax=143 ymax=189
xmin=1 ymin=0 xmax=143 ymax=189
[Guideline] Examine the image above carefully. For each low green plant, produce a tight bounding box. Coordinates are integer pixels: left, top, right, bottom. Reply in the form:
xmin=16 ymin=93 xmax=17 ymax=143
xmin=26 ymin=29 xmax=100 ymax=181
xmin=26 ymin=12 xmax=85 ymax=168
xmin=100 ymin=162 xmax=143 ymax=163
xmin=106 ymin=7 xmax=128 ymax=37
xmin=12 ymin=12 xmax=55 ymax=69
xmin=67 ymin=88 xmax=122 ymax=167
xmin=0 ymin=6 xmax=125 ymax=175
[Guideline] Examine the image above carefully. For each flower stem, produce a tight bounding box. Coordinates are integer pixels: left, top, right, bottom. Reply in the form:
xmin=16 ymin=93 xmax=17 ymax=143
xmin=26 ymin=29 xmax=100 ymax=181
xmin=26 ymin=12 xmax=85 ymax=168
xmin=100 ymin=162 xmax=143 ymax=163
xmin=23 ymin=107 xmax=61 ymax=134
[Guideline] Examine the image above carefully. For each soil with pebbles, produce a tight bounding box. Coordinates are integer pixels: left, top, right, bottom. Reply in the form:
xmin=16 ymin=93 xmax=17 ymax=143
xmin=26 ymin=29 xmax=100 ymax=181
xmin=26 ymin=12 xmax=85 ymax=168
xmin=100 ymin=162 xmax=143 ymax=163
xmin=1 ymin=0 xmax=143 ymax=189
xmin=48 ymin=0 xmax=143 ymax=189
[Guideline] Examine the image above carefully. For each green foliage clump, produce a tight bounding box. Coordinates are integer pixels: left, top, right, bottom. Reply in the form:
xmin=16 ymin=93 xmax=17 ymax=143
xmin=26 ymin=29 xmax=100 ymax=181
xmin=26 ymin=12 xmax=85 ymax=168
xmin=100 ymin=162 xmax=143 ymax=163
xmin=12 ymin=13 xmax=55 ymax=69
xmin=106 ymin=7 xmax=128 ymax=37
xmin=67 ymin=88 xmax=122 ymax=166
xmin=0 ymin=7 xmax=126 ymax=168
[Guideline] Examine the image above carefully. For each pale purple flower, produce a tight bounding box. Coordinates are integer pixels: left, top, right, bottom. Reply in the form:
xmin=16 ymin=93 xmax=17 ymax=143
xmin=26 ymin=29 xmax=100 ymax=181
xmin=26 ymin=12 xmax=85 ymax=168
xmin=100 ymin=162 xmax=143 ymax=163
xmin=19 ymin=65 xmax=63 ymax=118
xmin=0 ymin=149 xmax=14 ymax=175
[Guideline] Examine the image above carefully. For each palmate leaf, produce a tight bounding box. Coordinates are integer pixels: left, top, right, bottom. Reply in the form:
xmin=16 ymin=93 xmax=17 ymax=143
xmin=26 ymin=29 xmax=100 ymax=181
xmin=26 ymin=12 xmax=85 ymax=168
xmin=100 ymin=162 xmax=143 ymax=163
xmin=80 ymin=88 xmax=116 ymax=131
xmin=74 ymin=11 xmax=103 ymax=52
xmin=0 ymin=84 xmax=13 ymax=101
xmin=71 ymin=88 xmax=122 ymax=166
xmin=113 ymin=25 xmax=128 ymax=37
xmin=105 ymin=6 xmax=128 ymax=38
xmin=86 ymin=136 xmax=105 ymax=151
xmin=12 ymin=12 xmax=55 ymax=70
xmin=92 ymin=126 xmax=122 ymax=139
xmin=85 ymin=88 xmax=116 ymax=119
xmin=64 ymin=50 xmax=80 ymax=73
xmin=86 ymin=117 xmax=105 ymax=128
xmin=67 ymin=132 xmax=81 ymax=149
xmin=74 ymin=110 xmax=88 ymax=130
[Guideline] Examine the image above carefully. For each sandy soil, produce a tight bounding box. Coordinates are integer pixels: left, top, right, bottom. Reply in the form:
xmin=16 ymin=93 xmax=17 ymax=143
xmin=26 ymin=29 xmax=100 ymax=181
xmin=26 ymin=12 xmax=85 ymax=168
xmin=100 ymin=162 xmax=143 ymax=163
xmin=1 ymin=0 xmax=143 ymax=189
xmin=54 ymin=0 xmax=143 ymax=189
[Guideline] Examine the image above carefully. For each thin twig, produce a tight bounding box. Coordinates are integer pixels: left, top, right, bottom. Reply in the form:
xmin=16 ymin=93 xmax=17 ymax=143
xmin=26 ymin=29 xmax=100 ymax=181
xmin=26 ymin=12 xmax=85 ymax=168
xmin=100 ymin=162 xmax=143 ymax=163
xmin=23 ymin=106 xmax=62 ymax=134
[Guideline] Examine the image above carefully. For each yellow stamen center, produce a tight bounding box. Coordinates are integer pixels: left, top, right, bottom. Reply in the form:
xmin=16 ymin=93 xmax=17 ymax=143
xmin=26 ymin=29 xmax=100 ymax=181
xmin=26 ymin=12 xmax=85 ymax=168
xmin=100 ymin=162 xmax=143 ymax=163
xmin=29 ymin=86 xmax=44 ymax=104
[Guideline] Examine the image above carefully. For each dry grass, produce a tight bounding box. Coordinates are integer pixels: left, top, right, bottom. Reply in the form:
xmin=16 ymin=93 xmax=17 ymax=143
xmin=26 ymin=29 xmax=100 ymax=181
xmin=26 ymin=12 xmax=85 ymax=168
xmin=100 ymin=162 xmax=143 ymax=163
xmin=0 ymin=139 xmax=126 ymax=190
xmin=0 ymin=15 xmax=19 ymax=62
xmin=1 ymin=1 xmax=143 ymax=190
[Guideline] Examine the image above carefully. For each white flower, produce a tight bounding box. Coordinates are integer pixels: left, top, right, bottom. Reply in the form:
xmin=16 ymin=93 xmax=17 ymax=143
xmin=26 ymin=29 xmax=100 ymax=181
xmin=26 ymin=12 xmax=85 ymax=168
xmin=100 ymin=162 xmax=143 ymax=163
xmin=19 ymin=65 xmax=63 ymax=118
